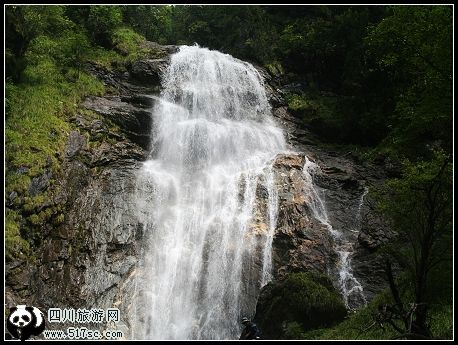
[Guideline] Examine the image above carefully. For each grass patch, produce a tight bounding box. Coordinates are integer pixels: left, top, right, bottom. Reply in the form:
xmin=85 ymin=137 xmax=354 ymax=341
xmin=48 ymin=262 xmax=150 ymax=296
xmin=85 ymin=46 xmax=124 ymax=70
xmin=111 ymin=27 xmax=148 ymax=60
xmin=5 ymin=46 xmax=105 ymax=262
xmin=5 ymin=209 xmax=30 ymax=261
xmin=286 ymin=93 xmax=315 ymax=114
xmin=285 ymin=93 xmax=337 ymax=118
xmin=86 ymin=27 xmax=152 ymax=70
xmin=428 ymin=304 xmax=453 ymax=339
xmin=6 ymin=70 xmax=104 ymax=181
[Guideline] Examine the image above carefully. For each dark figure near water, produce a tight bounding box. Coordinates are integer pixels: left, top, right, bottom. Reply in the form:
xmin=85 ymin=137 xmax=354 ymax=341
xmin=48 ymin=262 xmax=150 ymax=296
xmin=239 ymin=317 xmax=261 ymax=340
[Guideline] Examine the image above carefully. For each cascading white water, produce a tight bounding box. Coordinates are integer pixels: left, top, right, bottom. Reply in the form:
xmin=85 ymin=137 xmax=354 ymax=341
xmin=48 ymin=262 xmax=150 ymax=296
xmin=133 ymin=45 xmax=286 ymax=340
xmin=337 ymin=186 xmax=368 ymax=309
xmin=302 ymin=157 xmax=367 ymax=310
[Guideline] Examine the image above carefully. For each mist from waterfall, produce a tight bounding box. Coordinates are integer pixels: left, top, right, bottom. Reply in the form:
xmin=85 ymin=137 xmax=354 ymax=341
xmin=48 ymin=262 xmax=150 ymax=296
xmin=133 ymin=45 xmax=286 ymax=340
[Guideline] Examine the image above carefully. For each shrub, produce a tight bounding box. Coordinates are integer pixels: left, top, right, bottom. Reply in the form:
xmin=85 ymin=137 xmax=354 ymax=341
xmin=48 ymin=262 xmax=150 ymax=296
xmin=255 ymin=272 xmax=347 ymax=339
xmin=111 ymin=27 xmax=144 ymax=54
xmin=87 ymin=5 xmax=123 ymax=47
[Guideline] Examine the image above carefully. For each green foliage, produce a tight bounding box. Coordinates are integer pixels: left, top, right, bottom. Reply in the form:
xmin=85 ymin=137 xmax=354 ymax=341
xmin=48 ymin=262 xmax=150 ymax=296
xmin=85 ymin=47 xmax=124 ymax=70
xmin=286 ymin=92 xmax=359 ymax=143
xmin=6 ymin=209 xmax=30 ymax=261
xmin=5 ymin=5 xmax=75 ymax=80
xmin=87 ymin=5 xmax=123 ymax=47
xmin=54 ymin=214 xmax=65 ymax=225
xmin=5 ymin=70 xmax=104 ymax=260
xmin=305 ymin=289 xmax=398 ymax=339
xmin=6 ymin=74 xmax=104 ymax=173
xmin=170 ymin=5 xmax=277 ymax=63
xmin=286 ymin=94 xmax=313 ymax=113
xmin=24 ymin=31 xmax=90 ymax=73
xmin=428 ymin=304 xmax=453 ymax=339
xmin=4 ymin=7 xmax=453 ymax=339
xmin=264 ymin=61 xmax=284 ymax=78
xmin=7 ymin=5 xmax=452 ymax=155
xmin=259 ymin=5 xmax=452 ymax=153
xmin=121 ymin=5 xmax=172 ymax=45
xmin=256 ymin=272 xmax=347 ymax=338
xmin=111 ymin=27 xmax=145 ymax=54
xmin=111 ymin=27 xmax=150 ymax=63
xmin=366 ymin=6 xmax=453 ymax=158
xmin=5 ymin=5 xmax=108 ymax=263
xmin=369 ymin=150 xmax=452 ymax=337
xmin=300 ymin=285 xmax=452 ymax=340
xmin=373 ymin=150 xmax=452 ymax=286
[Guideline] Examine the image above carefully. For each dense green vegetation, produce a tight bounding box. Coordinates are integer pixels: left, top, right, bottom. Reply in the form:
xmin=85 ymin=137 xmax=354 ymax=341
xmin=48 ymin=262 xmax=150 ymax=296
xmin=5 ymin=5 xmax=146 ymax=261
xmin=370 ymin=151 xmax=452 ymax=338
xmin=255 ymin=272 xmax=347 ymax=339
xmin=300 ymin=284 xmax=453 ymax=340
xmin=5 ymin=5 xmax=453 ymax=340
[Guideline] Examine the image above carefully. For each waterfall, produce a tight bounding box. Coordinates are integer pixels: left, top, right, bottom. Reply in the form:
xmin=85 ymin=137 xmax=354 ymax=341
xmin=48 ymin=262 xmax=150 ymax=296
xmin=338 ymin=186 xmax=368 ymax=309
xmin=133 ymin=45 xmax=286 ymax=340
xmin=302 ymin=157 xmax=367 ymax=310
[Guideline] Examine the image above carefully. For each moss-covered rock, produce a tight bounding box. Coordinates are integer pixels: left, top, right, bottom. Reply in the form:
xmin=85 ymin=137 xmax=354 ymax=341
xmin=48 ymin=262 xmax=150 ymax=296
xmin=286 ymin=93 xmax=317 ymax=116
xmin=254 ymin=272 xmax=347 ymax=339
xmin=5 ymin=209 xmax=30 ymax=261
xmin=265 ymin=61 xmax=284 ymax=78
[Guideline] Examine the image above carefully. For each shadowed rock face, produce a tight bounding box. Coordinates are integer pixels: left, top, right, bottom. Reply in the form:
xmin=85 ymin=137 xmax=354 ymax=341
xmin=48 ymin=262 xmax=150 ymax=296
xmin=6 ymin=42 xmax=395 ymax=338
xmin=27 ymin=122 xmax=147 ymax=333
xmin=82 ymin=96 xmax=153 ymax=150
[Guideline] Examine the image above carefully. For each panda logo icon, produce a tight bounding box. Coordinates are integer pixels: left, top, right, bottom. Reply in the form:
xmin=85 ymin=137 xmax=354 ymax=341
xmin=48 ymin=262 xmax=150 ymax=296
xmin=7 ymin=305 xmax=46 ymax=341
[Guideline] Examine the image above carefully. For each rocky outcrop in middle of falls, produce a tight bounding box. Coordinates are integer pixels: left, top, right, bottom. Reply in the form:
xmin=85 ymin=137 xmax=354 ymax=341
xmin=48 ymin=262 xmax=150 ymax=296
xmin=271 ymin=153 xmax=336 ymax=277
xmin=248 ymin=145 xmax=394 ymax=303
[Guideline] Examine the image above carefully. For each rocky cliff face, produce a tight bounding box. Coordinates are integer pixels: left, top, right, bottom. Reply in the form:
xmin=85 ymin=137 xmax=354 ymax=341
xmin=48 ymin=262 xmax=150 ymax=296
xmin=6 ymin=42 xmax=395 ymax=337
xmin=5 ymin=44 xmax=177 ymax=335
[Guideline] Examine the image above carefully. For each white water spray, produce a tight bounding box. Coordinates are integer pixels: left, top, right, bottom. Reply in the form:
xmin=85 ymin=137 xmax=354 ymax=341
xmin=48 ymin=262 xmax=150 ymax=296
xmin=302 ymin=157 xmax=367 ymax=310
xmin=133 ymin=46 xmax=286 ymax=340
